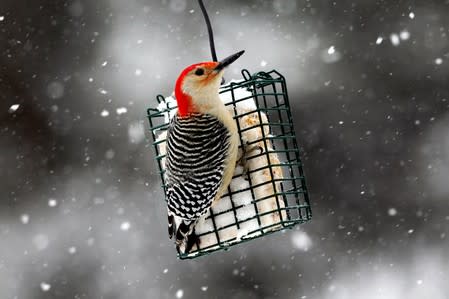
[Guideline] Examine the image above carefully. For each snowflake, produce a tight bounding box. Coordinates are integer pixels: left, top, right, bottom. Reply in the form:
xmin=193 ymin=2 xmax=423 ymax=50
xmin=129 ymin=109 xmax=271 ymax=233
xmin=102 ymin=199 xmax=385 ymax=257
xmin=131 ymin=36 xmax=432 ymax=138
xmin=9 ymin=104 xmax=20 ymax=113
xmin=116 ymin=107 xmax=128 ymax=115
xmin=40 ymin=282 xmax=51 ymax=292
xmin=176 ymin=289 xmax=184 ymax=298
xmin=120 ymin=221 xmax=131 ymax=231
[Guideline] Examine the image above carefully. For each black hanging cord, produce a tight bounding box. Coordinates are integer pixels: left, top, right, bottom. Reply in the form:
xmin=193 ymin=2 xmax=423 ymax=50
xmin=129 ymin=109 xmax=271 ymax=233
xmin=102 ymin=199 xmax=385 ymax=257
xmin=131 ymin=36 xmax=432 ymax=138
xmin=198 ymin=0 xmax=218 ymax=62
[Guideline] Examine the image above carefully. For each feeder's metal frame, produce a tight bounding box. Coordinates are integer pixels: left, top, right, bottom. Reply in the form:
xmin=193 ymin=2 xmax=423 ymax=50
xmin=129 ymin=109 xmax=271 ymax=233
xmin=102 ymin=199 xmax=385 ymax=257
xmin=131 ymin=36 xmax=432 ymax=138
xmin=147 ymin=69 xmax=311 ymax=259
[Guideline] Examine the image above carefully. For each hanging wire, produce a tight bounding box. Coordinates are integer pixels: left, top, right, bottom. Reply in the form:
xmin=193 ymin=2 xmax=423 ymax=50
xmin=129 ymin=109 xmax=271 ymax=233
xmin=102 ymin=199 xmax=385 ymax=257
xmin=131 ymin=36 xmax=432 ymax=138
xmin=198 ymin=0 xmax=218 ymax=62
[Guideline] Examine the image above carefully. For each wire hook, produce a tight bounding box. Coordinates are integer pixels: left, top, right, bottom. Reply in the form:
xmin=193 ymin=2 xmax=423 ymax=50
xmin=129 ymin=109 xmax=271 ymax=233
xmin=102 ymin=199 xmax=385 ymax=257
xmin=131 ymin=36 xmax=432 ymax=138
xmin=198 ymin=0 xmax=218 ymax=62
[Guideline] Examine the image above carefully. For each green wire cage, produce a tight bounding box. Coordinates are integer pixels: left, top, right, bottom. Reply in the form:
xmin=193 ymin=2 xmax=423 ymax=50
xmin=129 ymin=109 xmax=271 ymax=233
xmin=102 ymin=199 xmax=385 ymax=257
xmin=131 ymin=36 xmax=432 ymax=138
xmin=147 ymin=69 xmax=311 ymax=259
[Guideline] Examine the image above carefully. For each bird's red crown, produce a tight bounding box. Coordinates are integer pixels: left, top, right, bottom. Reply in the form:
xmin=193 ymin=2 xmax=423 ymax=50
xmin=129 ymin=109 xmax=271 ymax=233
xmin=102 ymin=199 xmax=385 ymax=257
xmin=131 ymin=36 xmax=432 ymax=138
xmin=174 ymin=62 xmax=219 ymax=116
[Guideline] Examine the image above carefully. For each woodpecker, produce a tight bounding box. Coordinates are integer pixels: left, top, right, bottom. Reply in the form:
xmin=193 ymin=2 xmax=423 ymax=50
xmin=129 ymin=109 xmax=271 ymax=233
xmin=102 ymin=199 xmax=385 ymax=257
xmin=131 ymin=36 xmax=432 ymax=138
xmin=165 ymin=51 xmax=244 ymax=254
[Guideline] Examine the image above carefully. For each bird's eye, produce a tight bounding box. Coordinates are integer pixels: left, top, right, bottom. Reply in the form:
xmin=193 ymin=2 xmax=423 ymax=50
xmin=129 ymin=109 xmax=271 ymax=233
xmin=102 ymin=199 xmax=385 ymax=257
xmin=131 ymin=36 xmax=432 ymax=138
xmin=195 ymin=68 xmax=205 ymax=76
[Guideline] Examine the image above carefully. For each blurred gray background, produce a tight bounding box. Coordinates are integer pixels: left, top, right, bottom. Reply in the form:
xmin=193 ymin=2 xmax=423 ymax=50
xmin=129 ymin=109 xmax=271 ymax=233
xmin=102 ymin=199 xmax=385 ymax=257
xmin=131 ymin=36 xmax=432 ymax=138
xmin=1 ymin=0 xmax=449 ymax=298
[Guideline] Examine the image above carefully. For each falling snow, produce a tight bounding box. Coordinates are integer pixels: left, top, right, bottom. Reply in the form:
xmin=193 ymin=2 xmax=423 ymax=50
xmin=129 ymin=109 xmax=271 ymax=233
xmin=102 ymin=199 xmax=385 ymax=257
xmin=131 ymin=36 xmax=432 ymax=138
xmin=176 ymin=289 xmax=184 ymax=298
xmin=116 ymin=107 xmax=127 ymax=115
xmin=388 ymin=208 xmax=398 ymax=216
xmin=20 ymin=214 xmax=30 ymax=224
xmin=120 ymin=221 xmax=131 ymax=231
xmin=2 ymin=2 xmax=449 ymax=299
xmin=8 ymin=104 xmax=20 ymax=113
xmin=100 ymin=109 xmax=110 ymax=117
xmin=48 ymin=198 xmax=58 ymax=207
xmin=400 ymin=30 xmax=410 ymax=40
xmin=40 ymin=282 xmax=51 ymax=292
xmin=390 ymin=33 xmax=400 ymax=46
xmin=322 ymin=46 xmax=341 ymax=63
xmin=291 ymin=231 xmax=312 ymax=251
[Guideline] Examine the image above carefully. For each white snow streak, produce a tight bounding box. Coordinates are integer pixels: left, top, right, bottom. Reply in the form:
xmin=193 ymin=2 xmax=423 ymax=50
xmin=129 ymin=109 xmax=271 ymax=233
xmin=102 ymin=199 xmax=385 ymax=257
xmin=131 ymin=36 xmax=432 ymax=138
xmin=8 ymin=104 xmax=20 ymax=113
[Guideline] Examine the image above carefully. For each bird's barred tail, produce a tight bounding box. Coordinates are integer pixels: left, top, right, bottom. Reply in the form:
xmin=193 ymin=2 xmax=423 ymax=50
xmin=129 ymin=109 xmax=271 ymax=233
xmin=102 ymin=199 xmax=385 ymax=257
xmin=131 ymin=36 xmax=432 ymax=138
xmin=168 ymin=212 xmax=198 ymax=254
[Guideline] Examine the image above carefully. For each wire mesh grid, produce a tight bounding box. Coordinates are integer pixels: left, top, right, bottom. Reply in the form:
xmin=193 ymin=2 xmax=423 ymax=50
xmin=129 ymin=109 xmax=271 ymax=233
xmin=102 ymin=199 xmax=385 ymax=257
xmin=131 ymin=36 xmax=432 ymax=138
xmin=147 ymin=69 xmax=311 ymax=259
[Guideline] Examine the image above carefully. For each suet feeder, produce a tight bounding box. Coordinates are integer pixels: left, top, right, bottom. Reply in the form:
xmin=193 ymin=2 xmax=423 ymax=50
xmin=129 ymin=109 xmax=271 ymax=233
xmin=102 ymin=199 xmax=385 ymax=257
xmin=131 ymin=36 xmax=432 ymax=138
xmin=146 ymin=0 xmax=311 ymax=259
xmin=147 ymin=69 xmax=311 ymax=259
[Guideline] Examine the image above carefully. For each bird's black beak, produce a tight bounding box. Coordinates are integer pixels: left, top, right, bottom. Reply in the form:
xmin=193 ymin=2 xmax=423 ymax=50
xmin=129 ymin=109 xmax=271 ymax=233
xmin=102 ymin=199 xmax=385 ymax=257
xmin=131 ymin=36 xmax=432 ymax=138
xmin=214 ymin=50 xmax=245 ymax=71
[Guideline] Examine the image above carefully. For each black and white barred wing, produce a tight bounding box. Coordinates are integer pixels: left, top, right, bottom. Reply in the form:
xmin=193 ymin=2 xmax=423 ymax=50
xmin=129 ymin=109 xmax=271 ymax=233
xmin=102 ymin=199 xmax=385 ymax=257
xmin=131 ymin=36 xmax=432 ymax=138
xmin=165 ymin=113 xmax=231 ymax=249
